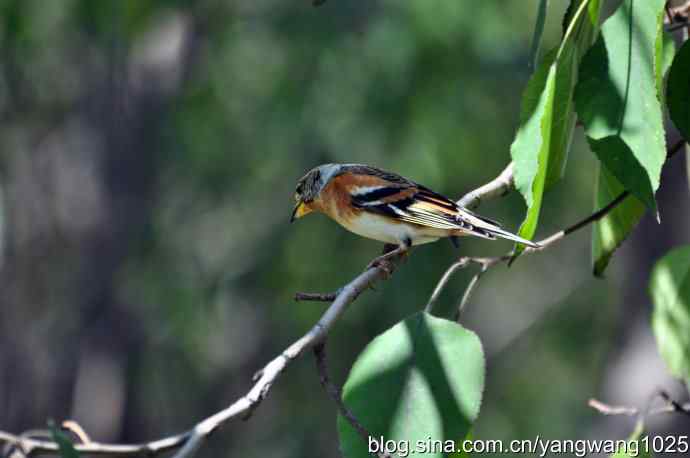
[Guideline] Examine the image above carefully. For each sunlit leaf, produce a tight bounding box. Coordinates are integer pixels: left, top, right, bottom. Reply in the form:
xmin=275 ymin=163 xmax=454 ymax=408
xmin=545 ymin=0 xmax=602 ymax=188
xmin=591 ymin=26 xmax=674 ymax=276
xmin=657 ymin=31 xmax=676 ymax=104
xmin=528 ymin=0 xmax=549 ymax=70
xmin=510 ymin=53 xmax=557 ymax=254
xmin=338 ymin=312 xmax=484 ymax=458
xmin=511 ymin=0 xmax=603 ymax=257
xmin=588 ymin=137 xmax=655 ymax=209
xmin=592 ymin=164 xmax=645 ymax=276
xmin=650 ymin=245 xmax=690 ymax=388
xmin=575 ymin=0 xmax=667 ymax=214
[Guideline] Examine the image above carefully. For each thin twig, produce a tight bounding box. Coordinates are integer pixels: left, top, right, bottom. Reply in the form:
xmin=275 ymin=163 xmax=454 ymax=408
xmin=589 ymin=396 xmax=690 ymax=418
xmin=169 ymin=260 xmax=402 ymax=458
xmin=0 ymin=258 xmax=404 ymax=458
xmin=668 ymin=0 xmax=690 ymax=22
xmin=666 ymin=0 xmax=690 ymax=31
xmin=424 ymin=258 xmax=471 ymax=312
xmin=432 ymin=140 xmax=688 ymax=319
xmin=61 ymin=421 xmax=91 ymax=445
xmin=313 ymin=343 xmax=395 ymax=458
xmin=666 ymin=1 xmax=675 ymax=25
xmin=424 ymin=257 xmax=495 ymax=318
xmin=426 ymin=195 xmax=593 ymax=318
xmin=295 ymin=292 xmax=338 ymax=302
xmin=659 ymin=390 xmax=690 ymax=418
xmin=588 ymin=399 xmax=638 ymax=416
xmin=454 ymin=263 xmax=490 ymax=321
xmin=0 ymin=429 xmax=188 ymax=457
xmin=5 ymin=139 xmax=687 ymax=457
xmin=456 ymin=163 xmax=514 ymax=210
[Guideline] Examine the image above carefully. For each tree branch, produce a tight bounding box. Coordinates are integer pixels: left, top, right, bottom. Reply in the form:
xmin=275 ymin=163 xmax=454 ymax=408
xmin=589 ymin=391 xmax=690 ymax=419
xmin=430 ymin=188 xmax=639 ymax=319
xmin=314 ymin=343 xmax=396 ymax=458
xmin=0 ymin=157 xmax=515 ymax=457
xmin=0 ymin=258 xmax=403 ymax=458
xmin=665 ymin=0 xmax=690 ymax=32
xmin=424 ymin=258 xmax=472 ymax=312
xmin=454 ymin=262 xmax=489 ymax=320
xmin=456 ymin=163 xmax=514 ymax=210
xmin=4 ymin=139 xmax=686 ymax=457
xmin=295 ymin=291 xmax=339 ymax=302
xmin=588 ymin=399 xmax=638 ymax=416
xmin=428 ymin=140 xmax=687 ymax=319
xmin=0 ymin=160 xmax=518 ymax=457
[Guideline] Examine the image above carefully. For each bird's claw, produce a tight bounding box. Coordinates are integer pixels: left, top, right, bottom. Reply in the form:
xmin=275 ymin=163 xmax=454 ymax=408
xmin=366 ymin=257 xmax=395 ymax=277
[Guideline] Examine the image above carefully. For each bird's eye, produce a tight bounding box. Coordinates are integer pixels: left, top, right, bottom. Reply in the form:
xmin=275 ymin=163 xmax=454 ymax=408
xmin=295 ymin=183 xmax=303 ymax=195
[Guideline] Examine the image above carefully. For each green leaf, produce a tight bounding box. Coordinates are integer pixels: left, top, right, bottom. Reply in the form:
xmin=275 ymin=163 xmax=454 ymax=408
xmin=667 ymin=39 xmax=690 ymax=143
xmin=588 ymin=136 xmax=655 ymax=209
xmin=591 ymin=27 xmax=674 ymax=277
xmin=575 ymin=0 xmax=667 ymax=214
xmin=562 ymin=0 xmax=604 ymax=42
xmin=528 ymin=0 xmax=549 ymax=70
xmin=545 ymin=0 xmax=603 ymax=188
xmin=657 ymin=31 xmax=676 ymax=104
xmin=592 ymin=163 xmax=645 ymax=276
xmin=50 ymin=423 xmax=80 ymax=458
xmin=511 ymin=0 xmax=603 ymax=256
xmin=450 ymin=429 xmax=473 ymax=458
xmin=338 ymin=312 xmax=485 ymax=458
xmin=510 ymin=54 xmax=557 ymax=253
xmin=562 ymin=0 xmax=604 ymax=52
xmin=610 ymin=421 xmax=652 ymax=457
xmin=650 ymin=245 xmax=690 ymax=388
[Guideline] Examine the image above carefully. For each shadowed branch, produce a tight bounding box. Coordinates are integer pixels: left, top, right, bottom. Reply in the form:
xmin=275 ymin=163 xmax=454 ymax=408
xmin=589 ymin=390 xmax=690 ymax=419
xmin=314 ymin=343 xmax=396 ymax=458
xmin=2 ymin=138 xmax=686 ymax=457
xmin=426 ymin=139 xmax=687 ymax=320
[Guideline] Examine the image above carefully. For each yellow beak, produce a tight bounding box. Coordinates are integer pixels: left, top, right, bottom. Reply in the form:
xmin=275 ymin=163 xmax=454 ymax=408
xmin=290 ymin=201 xmax=312 ymax=222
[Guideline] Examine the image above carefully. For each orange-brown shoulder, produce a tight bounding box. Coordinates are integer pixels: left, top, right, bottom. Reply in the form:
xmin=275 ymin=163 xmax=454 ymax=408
xmin=314 ymin=174 xmax=359 ymax=219
xmin=333 ymin=172 xmax=397 ymax=189
xmin=319 ymin=173 xmax=418 ymax=226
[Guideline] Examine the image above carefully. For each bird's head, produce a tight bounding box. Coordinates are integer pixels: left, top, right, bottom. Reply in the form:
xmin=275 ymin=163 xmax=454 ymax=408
xmin=290 ymin=163 xmax=340 ymax=222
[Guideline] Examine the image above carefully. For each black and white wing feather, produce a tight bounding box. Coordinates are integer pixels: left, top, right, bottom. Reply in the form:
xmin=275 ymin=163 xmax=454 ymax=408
xmin=345 ymin=165 xmax=538 ymax=247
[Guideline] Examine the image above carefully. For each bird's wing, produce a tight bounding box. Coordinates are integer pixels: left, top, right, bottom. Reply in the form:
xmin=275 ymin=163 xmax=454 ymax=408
xmin=346 ymin=171 xmax=495 ymax=238
xmin=343 ymin=166 xmax=540 ymax=247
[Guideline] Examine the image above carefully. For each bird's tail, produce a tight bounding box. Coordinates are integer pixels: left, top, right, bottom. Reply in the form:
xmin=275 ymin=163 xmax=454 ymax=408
xmin=482 ymin=226 xmax=540 ymax=248
xmin=453 ymin=208 xmax=540 ymax=248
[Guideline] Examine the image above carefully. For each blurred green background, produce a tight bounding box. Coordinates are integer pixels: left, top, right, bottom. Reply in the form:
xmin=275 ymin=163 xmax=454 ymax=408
xmin=1 ymin=0 xmax=688 ymax=456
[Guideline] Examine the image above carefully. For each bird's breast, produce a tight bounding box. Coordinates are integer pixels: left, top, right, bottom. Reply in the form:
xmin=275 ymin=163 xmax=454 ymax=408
xmin=334 ymin=210 xmax=442 ymax=246
xmin=316 ymin=176 xmax=442 ymax=245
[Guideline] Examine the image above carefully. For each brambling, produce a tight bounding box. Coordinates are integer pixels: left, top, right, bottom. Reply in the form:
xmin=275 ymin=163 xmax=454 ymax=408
xmin=291 ymin=163 xmax=539 ymax=267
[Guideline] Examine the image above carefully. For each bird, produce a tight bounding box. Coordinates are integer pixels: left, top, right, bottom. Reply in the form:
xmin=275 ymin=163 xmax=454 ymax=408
xmin=290 ymin=163 xmax=539 ymax=269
